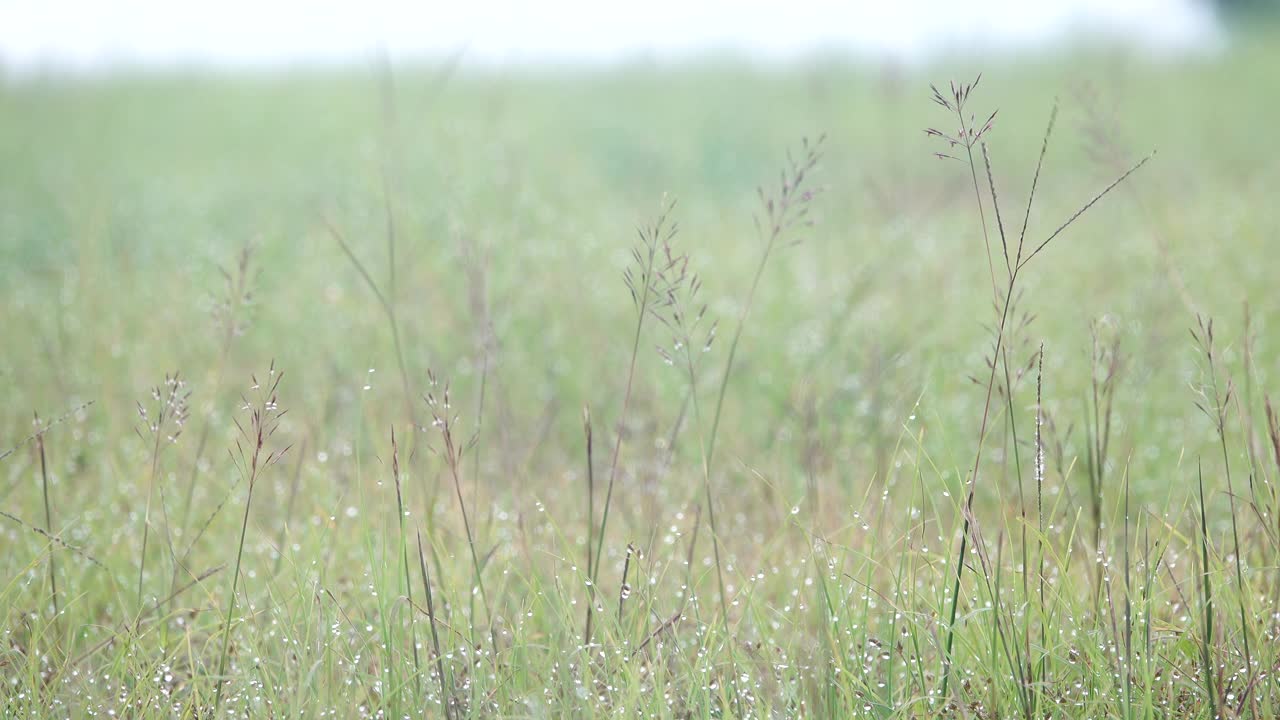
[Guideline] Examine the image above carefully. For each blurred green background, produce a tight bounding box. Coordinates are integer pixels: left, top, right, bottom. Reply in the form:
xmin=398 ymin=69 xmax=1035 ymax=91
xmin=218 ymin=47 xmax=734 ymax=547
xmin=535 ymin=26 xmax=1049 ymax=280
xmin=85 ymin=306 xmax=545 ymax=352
xmin=3 ymin=35 xmax=1277 ymax=510
xmin=3 ymin=8 xmax=1280 ymax=717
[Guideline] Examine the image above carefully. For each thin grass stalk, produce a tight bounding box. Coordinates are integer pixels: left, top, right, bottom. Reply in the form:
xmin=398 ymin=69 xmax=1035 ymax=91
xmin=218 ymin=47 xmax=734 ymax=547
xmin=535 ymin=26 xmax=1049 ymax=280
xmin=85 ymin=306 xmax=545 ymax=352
xmin=1228 ymin=477 xmax=1254 ymax=715
xmin=583 ymin=406 xmax=597 ymax=645
xmin=1228 ymin=480 xmax=1256 ymax=715
xmin=154 ymin=476 xmax=181 ymax=623
xmin=654 ymin=232 xmax=722 ymax=635
xmin=1123 ymin=466 xmax=1133 ymax=720
xmin=0 ymin=509 xmax=105 ymax=570
xmin=593 ymin=247 xmax=658 ymax=586
xmin=0 ymin=401 xmax=94 ymax=466
xmin=988 ymin=297 xmax=1036 ymax=713
xmin=953 ymin=76 xmax=1002 ymax=289
xmin=1268 ymin=398 xmax=1280 ymax=547
xmin=1018 ymin=155 xmax=1154 ymax=270
xmin=177 ymin=245 xmax=253 ymax=561
xmin=940 ymin=277 xmax=1015 ymax=702
xmin=1143 ymin=522 xmax=1155 ymax=719
xmin=137 ymin=373 xmax=190 ymax=610
xmin=928 ymin=83 xmax=1016 ymax=702
xmin=461 ymin=235 xmax=498 ymax=534
xmin=1086 ymin=366 xmax=1104 ymax=598
xmin=67 ymin=564 xmax=224 ymax=672
xmin=618 ymin=542 xmax=634 ymax=624
xmin=1034 ymin=345 xmax=1047 ymax=715
xmin=214 ymin=453 xmax=257 ymax=712
xmin=1083 ymin=323 xmax=1122 ymax=610
xmin=417 ymin=531 xmax=452 ymax=720
xmin=1240 ymin=304 xmax=1267 ymax=516
xmin=982 ymin=520 xmax=1033 ymax=717
xmin=1198 ymin=317 xmax=1257 ymax=717
xmin=703 ymin=139 xmax=822 ymax=625
xmin=390 ymin=428 xmax=422 ymax=695
xmin=695 ymin=142 xmax=820 ymax=713
xmin=932 ymin=88 xmax=1149 ymax=701
xmin=272 ymin=437 xmax=306 ymax=576
xmin=1197 ymin=460 xmax=1218 ymax=719
xmin=426 ymin=374 xmax=493 ymax=650
xmin=589 ymin=203 xmax=680 ymax=647
xmin=138 ymin=410 xmax=165 ymax=608
xmin=990 ymin=536 xmax=1005 ymax=714
xmin=35 ymin=420 xmax=58 ymax=622
xmin=986 ymin=529 xmax=1033 ymax=716
xmin=326 ymin=220 xmax=417 ymax=426
xmin=213 ymin=365 xmax=287 ymax=714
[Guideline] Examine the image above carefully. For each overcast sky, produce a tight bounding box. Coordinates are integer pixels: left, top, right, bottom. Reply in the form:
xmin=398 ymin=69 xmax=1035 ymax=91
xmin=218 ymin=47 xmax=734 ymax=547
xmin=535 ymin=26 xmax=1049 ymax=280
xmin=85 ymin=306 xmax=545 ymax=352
xmin=1 ymin=0 xmax=1222 ymax=71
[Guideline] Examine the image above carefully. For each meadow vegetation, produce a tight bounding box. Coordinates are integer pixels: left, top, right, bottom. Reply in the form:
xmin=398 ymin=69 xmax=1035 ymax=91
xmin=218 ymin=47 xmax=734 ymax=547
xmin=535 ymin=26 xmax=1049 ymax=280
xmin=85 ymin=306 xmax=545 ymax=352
xmin=2 ymin=36 xmax=1280 ymax=718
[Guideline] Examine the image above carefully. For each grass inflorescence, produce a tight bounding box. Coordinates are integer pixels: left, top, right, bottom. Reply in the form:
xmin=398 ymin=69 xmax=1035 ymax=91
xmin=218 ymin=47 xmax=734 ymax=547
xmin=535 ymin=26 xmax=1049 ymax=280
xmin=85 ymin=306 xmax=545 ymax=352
xmin=2 ymin=55 xmax=1279 ymax=719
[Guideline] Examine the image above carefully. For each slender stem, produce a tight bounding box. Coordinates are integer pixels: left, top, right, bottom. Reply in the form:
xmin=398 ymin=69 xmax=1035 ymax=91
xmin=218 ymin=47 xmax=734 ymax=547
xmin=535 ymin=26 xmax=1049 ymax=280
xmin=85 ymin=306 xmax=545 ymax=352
xmin=1208 ymin=351 xmax=1256 ymax=717
xmin=700 ymin=209 xmax=781 ymax=719
xmin=591 ymin=218 xmax=669 ymax=617
xmin=327 ymin=220 xmax=417 ymax=425
xmin=441 ymin=425 xmax=495 ymax=657
xmin=593 ymin=305 xmax=647 ymax=587
xmin=584 ymin=408 xmax=597 ymax=646
xmin=958 ymin=114 xmax=1002 ymax=290
xmin=272 ymin=438 xmax=307 ymax=576
xmin=940 ymin=277 xmax=1016 ymax=701
xmin=138 ymin=430 xmax=164 ymax=608
xmin=213 ymin=462 xmax=257 ymax=713
xmin=213 ymin=367 xmax=283 ymax=715
xmin=618 ymin=544 xmax=633 ymax=624
xmin=391 ymin=429 xmax=422 ymax=695
xmin=699 ymin=234 xmax=778 ymax=630
xmin=705 ymin=240 xmax=773 ymax=472
xmin=37 ymin=431 xmax=58 ymax=621
xmin=177 ymin=339 xmax=232 ymax=555
xmin=1196 ymin=463 xmax=1217 ymax=719
xmin=178 ymin=249 xmax=253 ymax=569
xmin=418 ymin=532 xmax=452 ymax=720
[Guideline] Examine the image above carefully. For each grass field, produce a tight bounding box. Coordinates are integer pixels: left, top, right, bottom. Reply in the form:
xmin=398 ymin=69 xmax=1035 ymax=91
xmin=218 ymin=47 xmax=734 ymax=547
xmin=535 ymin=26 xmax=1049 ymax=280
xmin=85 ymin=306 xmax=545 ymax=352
xmin=3 ymin=30 xmax=1280 ymax=719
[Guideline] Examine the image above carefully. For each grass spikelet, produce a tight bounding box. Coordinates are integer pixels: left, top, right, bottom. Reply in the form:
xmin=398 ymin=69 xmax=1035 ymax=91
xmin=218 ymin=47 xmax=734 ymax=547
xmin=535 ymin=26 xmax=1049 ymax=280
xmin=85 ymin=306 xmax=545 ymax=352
xmin=589 ymin=199 xmax=680 ymax=647
xmin=424 ymin=370 xmax=493 ymax=648
xmin=135 ymin=372 xmax=190 ymax=609
xmin=213 ymin=362 xmax=289 ymax=714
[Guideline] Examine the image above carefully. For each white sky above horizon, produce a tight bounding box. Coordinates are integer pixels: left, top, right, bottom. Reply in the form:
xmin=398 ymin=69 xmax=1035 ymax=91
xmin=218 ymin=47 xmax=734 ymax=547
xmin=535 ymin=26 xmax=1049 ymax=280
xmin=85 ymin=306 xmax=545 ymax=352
xmin=1 ymin=0 xmax=1223 ymax=72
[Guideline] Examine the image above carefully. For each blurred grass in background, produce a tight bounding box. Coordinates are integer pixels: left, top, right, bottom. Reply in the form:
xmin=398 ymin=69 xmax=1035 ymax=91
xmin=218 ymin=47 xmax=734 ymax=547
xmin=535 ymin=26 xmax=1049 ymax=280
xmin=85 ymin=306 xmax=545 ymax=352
xmin=3 ymin=40 xmax=1275 ymax=498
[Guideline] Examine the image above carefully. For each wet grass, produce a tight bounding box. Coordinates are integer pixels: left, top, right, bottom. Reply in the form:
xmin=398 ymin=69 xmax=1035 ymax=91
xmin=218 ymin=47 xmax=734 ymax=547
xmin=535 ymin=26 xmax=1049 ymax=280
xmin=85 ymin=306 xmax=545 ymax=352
xmin=2 ymin=36 xmax=1280 ymax=718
